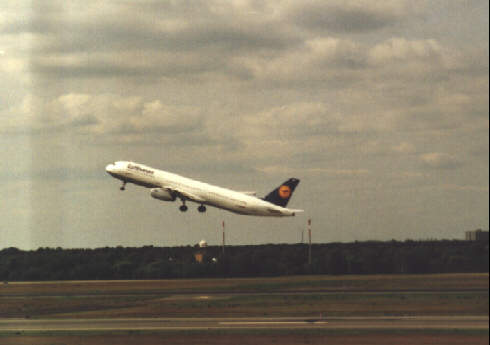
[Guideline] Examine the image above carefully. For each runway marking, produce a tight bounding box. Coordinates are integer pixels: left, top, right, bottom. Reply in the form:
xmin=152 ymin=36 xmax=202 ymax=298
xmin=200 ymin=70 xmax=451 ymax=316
xmin=1 ymin=316 xmax=487 ymax=332
xmin=219 ymin=321 xmax=328 ymax=325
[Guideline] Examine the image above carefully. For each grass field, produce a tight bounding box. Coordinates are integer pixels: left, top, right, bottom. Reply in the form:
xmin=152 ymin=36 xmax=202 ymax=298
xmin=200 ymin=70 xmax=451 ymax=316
xmin=2 ymin=273 xmax=488 ymax=295
xmin=0 ymin=331 xmax=488 ymax=345
xmin=1 ymin=273 xmax=488 ymax=344
xmin=0 ymin=273 xmax=488 ymax=318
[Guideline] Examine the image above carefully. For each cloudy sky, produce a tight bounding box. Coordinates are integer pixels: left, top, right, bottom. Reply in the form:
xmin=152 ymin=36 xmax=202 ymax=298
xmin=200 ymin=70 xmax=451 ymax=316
xmin=1 ymin=0 xmax=488 ymax=250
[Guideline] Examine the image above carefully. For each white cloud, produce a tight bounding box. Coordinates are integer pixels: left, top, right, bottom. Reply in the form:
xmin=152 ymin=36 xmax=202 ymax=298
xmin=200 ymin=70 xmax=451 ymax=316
xmin=369 ymin=38 xmax=443 ymax=64
xmin=240 ymin=102 xmax=333 ymax=136
xmin=393 ymin=142 xmax=416 ymax=154
xmin=420 ymin=152 xmax=461 ymax=169
xmin=0 ymin=93 xmax=202 ymax=139
xmin=234 ymin=36 xmax=365 ymax=84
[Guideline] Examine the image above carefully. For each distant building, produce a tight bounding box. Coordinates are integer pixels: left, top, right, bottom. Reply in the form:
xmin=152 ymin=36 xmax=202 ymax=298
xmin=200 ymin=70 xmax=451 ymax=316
xmin=465 ymin=229 xmax=489 ymax=241
xmin=194 ymin=239 xmax=208 ymax=263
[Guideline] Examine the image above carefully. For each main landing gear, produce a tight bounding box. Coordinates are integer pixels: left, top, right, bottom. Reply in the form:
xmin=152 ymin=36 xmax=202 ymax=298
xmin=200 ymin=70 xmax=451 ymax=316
xmin=178 ymin=201 xmax=207 ymax=213
xmin=120 ymin=181 xmax=126 ymax=191
xmin=179 ymin=198 xmax=188 ymax=212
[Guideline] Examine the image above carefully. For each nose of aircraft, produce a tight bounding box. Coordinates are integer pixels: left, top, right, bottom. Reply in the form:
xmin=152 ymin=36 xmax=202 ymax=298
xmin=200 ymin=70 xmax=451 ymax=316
xmin=105 ymin=163 xmax=115 ymax=174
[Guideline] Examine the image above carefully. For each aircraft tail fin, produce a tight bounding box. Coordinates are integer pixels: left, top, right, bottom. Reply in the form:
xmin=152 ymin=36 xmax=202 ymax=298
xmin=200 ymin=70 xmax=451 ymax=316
xmin=263 ymin=178 xmax=300 ymax=207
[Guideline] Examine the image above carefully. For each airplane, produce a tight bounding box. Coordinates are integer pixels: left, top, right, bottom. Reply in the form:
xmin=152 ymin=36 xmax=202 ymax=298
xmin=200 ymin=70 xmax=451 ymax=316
xmin=105 ymin=161 xmax=303 ymax=217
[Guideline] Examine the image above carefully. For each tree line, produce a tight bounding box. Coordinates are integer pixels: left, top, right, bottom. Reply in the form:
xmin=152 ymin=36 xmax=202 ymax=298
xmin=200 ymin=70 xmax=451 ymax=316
xmin=0 ymin=240 xmax=488 ymax=281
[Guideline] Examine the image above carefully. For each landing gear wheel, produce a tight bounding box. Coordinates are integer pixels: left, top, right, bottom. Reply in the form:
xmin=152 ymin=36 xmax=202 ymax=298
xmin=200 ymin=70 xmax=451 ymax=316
xmin=198 ymin=205 xmax=207 ymax=213
xmin=120 ymin=181 xmax=126 ymax=191
xmin=179 ymin=205 xmax=188 ymax=212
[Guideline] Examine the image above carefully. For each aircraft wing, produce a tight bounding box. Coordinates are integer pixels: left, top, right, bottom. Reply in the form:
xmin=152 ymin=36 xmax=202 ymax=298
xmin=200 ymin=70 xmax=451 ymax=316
xmin=165 ymin=186 xmax=206 ymax=203
xmin=239 ymin=191 xmax=256 ymax=196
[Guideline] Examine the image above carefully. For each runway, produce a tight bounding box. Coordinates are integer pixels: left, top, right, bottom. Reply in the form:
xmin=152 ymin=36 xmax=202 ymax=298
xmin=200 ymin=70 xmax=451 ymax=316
xmin=0 ymin=316 xmax=487 ymax=332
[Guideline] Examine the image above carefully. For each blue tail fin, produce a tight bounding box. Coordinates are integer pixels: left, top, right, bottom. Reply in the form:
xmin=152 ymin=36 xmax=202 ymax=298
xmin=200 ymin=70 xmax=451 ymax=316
xmin=263 ymin=178 xmax=300 ymax=207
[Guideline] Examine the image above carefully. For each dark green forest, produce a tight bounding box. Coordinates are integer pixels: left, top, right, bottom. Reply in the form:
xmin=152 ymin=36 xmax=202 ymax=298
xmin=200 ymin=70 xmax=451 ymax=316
xmin=0 ymin=240 xmax=488 ymax=281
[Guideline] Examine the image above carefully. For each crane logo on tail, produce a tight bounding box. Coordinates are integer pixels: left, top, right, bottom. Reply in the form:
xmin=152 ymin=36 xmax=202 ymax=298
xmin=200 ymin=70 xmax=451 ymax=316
xmin=263 ymin=178 xmax=300 ymax=207
xmin=278 ymin=185 xmax=292 ymax=199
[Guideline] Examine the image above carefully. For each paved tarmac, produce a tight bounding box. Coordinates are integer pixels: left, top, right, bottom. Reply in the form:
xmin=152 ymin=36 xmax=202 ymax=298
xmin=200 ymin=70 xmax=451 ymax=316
xmin=0 ymin=316 xmax=487 ymax=332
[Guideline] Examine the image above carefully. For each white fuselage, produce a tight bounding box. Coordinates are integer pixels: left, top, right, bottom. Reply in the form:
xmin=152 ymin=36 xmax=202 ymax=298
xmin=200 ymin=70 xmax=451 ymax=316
xmin=106 ymin=161 xmax=301 ymax=217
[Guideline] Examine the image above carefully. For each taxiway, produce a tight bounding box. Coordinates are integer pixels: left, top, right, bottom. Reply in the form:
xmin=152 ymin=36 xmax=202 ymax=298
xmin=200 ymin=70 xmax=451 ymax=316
xmin=0 ymin=316 xmax=487 ymax=332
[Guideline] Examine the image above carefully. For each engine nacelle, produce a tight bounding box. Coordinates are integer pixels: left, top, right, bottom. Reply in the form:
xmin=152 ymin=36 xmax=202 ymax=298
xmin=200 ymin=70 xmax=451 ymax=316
xmin=150 ymin=188 xmax=176 ymax=202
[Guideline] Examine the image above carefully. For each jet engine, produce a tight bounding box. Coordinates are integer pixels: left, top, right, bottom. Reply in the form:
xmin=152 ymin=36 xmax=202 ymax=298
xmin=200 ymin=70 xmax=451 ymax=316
xmin=150 ymin=188 xmax=176 ymax=202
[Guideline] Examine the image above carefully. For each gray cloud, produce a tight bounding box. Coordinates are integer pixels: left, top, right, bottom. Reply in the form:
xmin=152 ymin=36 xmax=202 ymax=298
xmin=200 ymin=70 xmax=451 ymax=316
xmin=0 ymin=0 xmax=488 ymax=249
xmin=290 ymin=3 xmax=400 ymax=33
